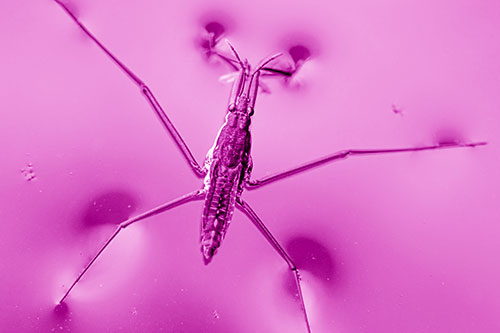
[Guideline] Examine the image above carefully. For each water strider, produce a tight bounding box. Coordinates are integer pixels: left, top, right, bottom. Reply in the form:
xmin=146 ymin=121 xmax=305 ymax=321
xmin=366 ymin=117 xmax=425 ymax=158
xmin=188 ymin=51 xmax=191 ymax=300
xmin=54 ymin=1 xmax=486 ymax=331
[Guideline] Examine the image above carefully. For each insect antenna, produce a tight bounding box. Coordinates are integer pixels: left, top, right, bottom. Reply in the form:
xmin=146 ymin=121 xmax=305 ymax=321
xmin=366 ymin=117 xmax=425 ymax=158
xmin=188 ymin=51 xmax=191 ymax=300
xmin=252 ymin=52 xmax=283 ymax=75
xmin=225 ymin=39 xmax=245 ymax=69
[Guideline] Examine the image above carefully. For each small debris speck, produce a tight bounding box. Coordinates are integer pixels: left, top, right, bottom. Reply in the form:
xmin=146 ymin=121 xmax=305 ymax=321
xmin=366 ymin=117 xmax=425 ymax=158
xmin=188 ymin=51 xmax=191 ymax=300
xmin=391 ymin=104 xmax=404 ymax=116
xmin=21 ymin=163 xmax=36 ymax=181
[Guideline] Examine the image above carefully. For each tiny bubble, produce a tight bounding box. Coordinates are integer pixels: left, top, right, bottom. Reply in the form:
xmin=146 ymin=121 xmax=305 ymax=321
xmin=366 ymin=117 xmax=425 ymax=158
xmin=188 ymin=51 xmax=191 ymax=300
xmin=213 ymin=310 xmax=220 ymax=319
xmin=99 ymin=284 xmax=103 ymax=288
xmin=127 ymin=205 xmax=132 ymax=208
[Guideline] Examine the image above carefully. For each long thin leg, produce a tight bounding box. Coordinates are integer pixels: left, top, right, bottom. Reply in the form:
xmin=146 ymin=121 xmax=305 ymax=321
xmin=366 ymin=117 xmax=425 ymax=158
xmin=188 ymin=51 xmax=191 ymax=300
xmin=53 ymin=0 xmax=205 ymax=177
xmin=247 ymin=141 xmax=487 ymax=189
xmin=236 ymin=198 xmax=311 ymax=333
xmin=59 ymin=189 xmax=205 ymax=304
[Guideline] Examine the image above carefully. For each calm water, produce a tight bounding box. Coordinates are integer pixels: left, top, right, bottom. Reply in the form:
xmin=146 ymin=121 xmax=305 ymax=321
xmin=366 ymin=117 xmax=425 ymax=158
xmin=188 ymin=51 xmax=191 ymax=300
xmin=1 ymin=0 xmax=499 ymax=332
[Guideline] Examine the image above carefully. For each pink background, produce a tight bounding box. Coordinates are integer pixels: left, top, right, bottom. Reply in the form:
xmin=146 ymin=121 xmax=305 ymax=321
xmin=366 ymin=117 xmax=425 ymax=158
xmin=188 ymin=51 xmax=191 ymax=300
xmin=1 ymin=0 xmax=499 ymax=332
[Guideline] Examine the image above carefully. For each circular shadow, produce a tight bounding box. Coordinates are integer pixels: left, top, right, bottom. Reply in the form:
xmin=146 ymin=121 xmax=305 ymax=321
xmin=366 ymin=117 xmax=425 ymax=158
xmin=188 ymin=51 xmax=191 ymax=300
xmin=81 ymin=190 xmax=137 ymax=228
xmin=53 ymin=302 xmax=69 ymax=319
xmin=205 ymin=21 xmax=225 ymax=41
xmin=281 ymin=235 xmax=336 ymax=299
xmin=288 ymin=45 xmax=311 ymax=65
xmin=41 ymin=302 xmax=74 ymax=332
xmin=287 ymin=236 xmax=335 ymax=282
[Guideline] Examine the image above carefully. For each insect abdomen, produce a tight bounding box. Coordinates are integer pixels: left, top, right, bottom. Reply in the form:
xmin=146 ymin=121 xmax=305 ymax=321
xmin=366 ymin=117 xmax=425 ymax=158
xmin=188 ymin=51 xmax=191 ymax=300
xmin=200 ymin=164 xmax=240 ymax=264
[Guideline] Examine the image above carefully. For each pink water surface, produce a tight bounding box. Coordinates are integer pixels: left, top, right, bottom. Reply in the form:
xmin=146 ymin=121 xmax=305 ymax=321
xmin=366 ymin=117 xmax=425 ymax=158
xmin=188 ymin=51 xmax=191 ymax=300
xmin=1 ymin=0 xmax=499 ymax=332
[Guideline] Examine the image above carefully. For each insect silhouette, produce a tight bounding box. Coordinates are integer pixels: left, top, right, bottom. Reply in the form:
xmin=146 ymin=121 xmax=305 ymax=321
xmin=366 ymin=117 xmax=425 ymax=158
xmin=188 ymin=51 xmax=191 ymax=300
xmin=54 ymin=1 xmax=486 ymax=332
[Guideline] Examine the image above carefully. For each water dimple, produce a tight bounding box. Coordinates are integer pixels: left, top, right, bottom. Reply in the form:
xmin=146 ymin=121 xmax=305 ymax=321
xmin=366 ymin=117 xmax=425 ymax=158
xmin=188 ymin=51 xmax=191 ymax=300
xmin=200 ymin=21 xmax=226 ymax=53
xmin=205 ymin=22 xmax=225 ymax=41
xmin=288 ymin=45 xmax=311 ymax=65
xmin=82 ymin=191 xmax=137 ymax=227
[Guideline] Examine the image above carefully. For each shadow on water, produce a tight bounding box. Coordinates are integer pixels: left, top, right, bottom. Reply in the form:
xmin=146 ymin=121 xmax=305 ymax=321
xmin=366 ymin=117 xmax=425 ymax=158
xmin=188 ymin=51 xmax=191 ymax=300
xmin=288 ymin=45 xmax=311 ymax=65
xmin=40 ymin=302 xmax=75 ymax=332
xmin=282 ymin=235 xmax=337 ymax=299
xmin=81 ymin=190 xmax=137 ymax=228
xmin=434 ymin=127 xmax=466 ymax=146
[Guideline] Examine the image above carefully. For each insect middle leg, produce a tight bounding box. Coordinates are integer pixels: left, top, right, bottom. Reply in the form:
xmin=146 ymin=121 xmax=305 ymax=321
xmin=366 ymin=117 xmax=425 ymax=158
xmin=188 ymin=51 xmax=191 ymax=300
xmin=236 ymin=198 xmax=312 ymax=333
xmin=53 ymin=0 xmax=206 ymax=177
xmin=59 ymin=189 xmax=205 ymax=304
xmin=246 ymin=141 xmax=487 ymax=189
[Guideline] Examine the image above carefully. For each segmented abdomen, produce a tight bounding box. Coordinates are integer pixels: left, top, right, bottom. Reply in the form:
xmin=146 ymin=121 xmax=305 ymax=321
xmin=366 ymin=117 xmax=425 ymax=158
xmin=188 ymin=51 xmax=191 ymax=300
xmin=200 ymin=163 xmax=241 ymax=264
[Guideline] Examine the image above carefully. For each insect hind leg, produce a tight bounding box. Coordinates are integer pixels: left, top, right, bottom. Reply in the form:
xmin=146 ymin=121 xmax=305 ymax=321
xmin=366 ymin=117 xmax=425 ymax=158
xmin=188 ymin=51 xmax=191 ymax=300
xmin=58 ymin=189 xmax=205 ymax=304
xmin=236 ymin=198 xmax=312 ymax=333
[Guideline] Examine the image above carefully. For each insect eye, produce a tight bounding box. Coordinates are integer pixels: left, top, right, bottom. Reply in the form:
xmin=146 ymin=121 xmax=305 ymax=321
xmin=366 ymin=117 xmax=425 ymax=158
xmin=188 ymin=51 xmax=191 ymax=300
xmin=228 ymin=104 xmax=236 ymax=112
xmin=247 ymin=107 xmax=254 ymax=116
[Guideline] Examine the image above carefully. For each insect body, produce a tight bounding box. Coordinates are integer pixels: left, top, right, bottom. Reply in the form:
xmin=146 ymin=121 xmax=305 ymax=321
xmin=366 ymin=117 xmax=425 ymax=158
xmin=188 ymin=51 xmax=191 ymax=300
xmin=201 ymin=48 xmax=279 ymax=263
xmin=201 ymin=109 xmax=250 ymax=263
xmin=54 ymin=2 xmax=486 ymax=332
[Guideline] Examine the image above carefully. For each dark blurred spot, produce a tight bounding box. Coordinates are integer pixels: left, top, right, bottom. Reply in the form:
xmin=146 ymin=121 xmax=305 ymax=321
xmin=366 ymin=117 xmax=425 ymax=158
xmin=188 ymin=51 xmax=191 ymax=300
xmin=199 ymin=21 xmax=226 ymax=53
xmin=43 ymin=303 xmax=72 ymax=332
xmin=391 ymin=104 xmax=404 ymax=116
xmin=53 ymin=303 xmax=69 ymax=319
xmin=282 ymin=236 xmax=335 ymax=297
xmin=44 ymin=302 xmax=73 ymax=332
xmin=82 ymin=190 xmax=137 ymax=227
xmin=287 ymin=236 xmax=334 ymax=280
xmin=197 ymin=10 xmax=234 ymax=55
xmin=205 ymin=21 xmax=225 ymax=41
xmin=288 ymin=45 xmax=311 ymax=65
xmin=435 ymin=128 xmax=464 ymax=146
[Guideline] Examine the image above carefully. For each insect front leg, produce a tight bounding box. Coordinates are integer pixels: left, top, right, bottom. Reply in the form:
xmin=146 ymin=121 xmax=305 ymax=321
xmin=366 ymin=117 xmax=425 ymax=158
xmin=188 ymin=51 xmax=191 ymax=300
xmin=236 ymin=198 xmax=312 ymax=333
xmin=246 ymin=141 xmax=487 ymax=189
xmin=53 ymin=0 xmax=206 ymax=177
xmin=59 ymin=189 xmax=205 ymax=304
